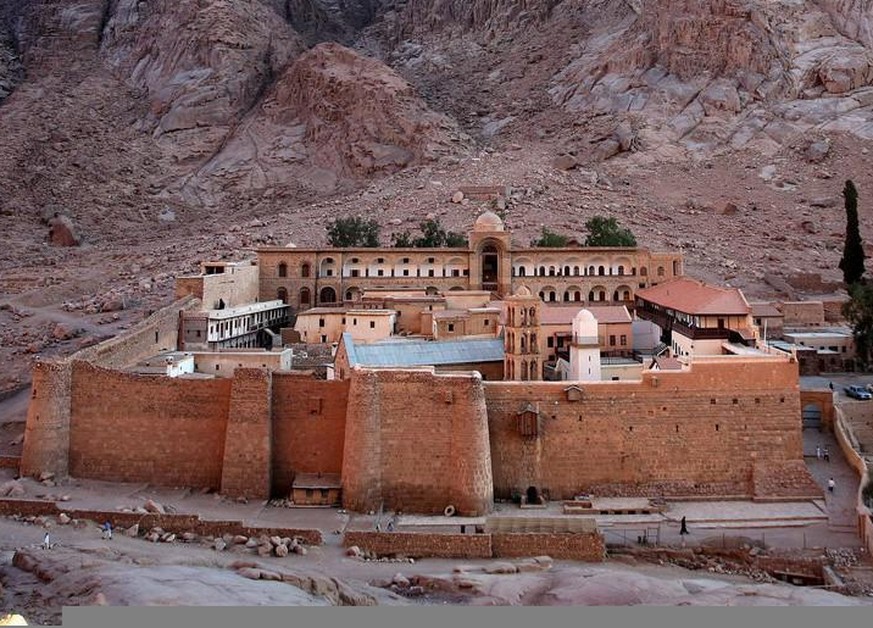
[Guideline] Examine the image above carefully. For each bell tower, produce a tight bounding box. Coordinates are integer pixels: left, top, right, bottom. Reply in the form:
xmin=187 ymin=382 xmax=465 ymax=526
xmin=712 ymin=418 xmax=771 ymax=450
xmin=503 ymin=287 xmax=542 ymax=381
xmin=569 ymin=309 xmax=601 ymax=381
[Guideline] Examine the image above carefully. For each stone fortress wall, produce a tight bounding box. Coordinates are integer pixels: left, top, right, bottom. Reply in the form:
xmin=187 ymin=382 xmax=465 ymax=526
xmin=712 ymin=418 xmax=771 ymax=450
xmin=20 ymin=295 xmax=816 ymax=511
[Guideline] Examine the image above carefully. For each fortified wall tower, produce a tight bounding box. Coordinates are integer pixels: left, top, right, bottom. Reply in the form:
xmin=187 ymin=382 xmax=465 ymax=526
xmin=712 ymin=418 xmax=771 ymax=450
xmin=341 ymin=368 xmax=493 ymax=516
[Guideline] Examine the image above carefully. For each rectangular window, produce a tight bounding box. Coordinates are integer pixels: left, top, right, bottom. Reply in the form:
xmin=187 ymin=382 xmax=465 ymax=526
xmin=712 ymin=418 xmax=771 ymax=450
xmin=484 ymin=319 xmax=489 ymax=326
xmin=428 ymin=269 xmax=435 ymax=277
xmin=620 ymin=335 xmax=627 ymax=346
xmin=402 ymin=257 xmax=410 ymax=263
xmin=547 ymin=337 xmax=554 ymax=348
xmin=319 ymin=318 xmax=325 ymax=327
xmin=403 ymin=269 xmax=409 ymax=276
xmin=609 ymin=335 xmax=616 ymax=346
xmin=377 ymin=269 xmax=384 ymax=277
xmin=351 ymin=269 xmax=360 ymax=277
xmin=428 ymin=257 xmax=435 ymax=263
xmin=448 ymin=323 xmax=455 ymax=332
xmin=452 ymin=269 xmax=460 ymax=277
xmin=369 ymin=321 xmax=375 ymax=329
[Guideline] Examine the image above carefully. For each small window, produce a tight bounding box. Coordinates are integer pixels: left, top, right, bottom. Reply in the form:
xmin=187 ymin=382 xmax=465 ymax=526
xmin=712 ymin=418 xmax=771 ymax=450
xmin=369 ymin=321 xmax=375 ymax=329
xmin=402 ymin=257 xmax=410 ymax=263
xmin=710 ymin=398 xmax=716 ymax=405
xmin=403 ymin=269 xmax=409 ymax=276
xmin=448 ymin=323 xmax=455 ymax=332
xmin=428 ymin=269 xmax=435 ymax=277
xmin=732 ymin=398 xmax=738 ymax=405
xmin=755 ymin=397 xmax=761 ymax=404
xmin=620 ymin=335 xmax=627 ymax=346
xmin=319 ymin=318 xmax=325 ymax=327
xmin=715 ymin=424 xmax=720 ymax=432
xmin=609 ymin=335 xmax=616 ymax=346
xmin=484 ymin=319 xmax=490 ymax=326
xmin=547 ymin=337 xmax=554 ymax=348
xmin=353 ymin=318 xmax=357 ymax=325
xmin=377 ymin=269 xmax=384 ymax=277
xmin=377 ymin=257 xmax=384 ymax=263
xmin=428 ymin=257 xmax=435 ymax=263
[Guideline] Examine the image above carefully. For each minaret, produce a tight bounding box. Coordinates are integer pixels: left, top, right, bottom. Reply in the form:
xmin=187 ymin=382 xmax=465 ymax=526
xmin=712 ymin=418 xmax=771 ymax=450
xmin=503 ymin=287 xmax=542 ymax=381
xmin=569 ymin=309 xmax=601 ymax=381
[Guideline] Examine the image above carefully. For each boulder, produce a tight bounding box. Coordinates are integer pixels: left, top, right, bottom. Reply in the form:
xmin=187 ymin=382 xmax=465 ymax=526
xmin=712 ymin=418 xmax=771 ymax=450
xmin=275 ymin=543 xmax=289 ymax=557
xmin=257 ymin=544 xmax=273 ymax=557
xmin=38 ymin=471 xmax=54 ymax=482
xmin=293 ymin=544 xmax=307 ymax=556
xmin=58 ymin=513 xmax=71 ymax=525
xmin=232 ymin=535 xmax=248 ymax=545
xmin=552 ymin=154 xmax=577 ymax=171
xmin=484 ymin=562 xmax=519 ymax=574
xmin=143 ymin=499 xmax=165 ymax=514
xmin=0 ymin=480 xmax=25 ymax=498
xmin=346 ymin=546 xmax=363 ymax=558
xmin=213 ymin=538 xmax=227 ymax=551
xmin=805 ymin=140 xmax=830 ymax=163
xmin=722 ymin=202 xmax=739 ymax=216
xmin=392 ymin=573 xmax=410 ymax=587
xmin=47 ymin=214 xmax=80 ymax=247
xmin=245 ymin=538 xmax=259 ymax=549
xmin=125 ymin=524 xmax=140 ymax=538
xmin=451 ymin=191 xmax=465 ymax=203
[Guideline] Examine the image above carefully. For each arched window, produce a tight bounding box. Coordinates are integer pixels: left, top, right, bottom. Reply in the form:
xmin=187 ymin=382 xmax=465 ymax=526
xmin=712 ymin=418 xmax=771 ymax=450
xmin=574 ymin=291 xmax=581 ymax=302
xmin=301 ymin=263 xmax=311 ymax=278
xmin=657 ymin=266 xmax=665 ymax=277
xmin=613 ymin=291 xmax=619 ymax=302
xmin=574 ymin=266 xmax=580 ymax=276
xmin=623 ymin=289 xmax=631 ymax=300
xmin=549 ymin=266 xmax=556 ymax=276
xmin=299 ymin=288 xmax=310 ymax=305
xmin=599 ymin=290 xmax=606 ymax=301
xmin=563 ymin=291 xmax=570 ymax=302
xmin=588 ymin=266 xmax=595 ymax=276
xmin=518 ymin=266 xmax=526 ymax=277
xmin=564 ymin=266 xmax=571 ymax=276
xmin=528 ymin=307 xmax=536 ymax=323
xmin=617 ymin=265 xmax=624 ymax=276
xmin=539 ymin=266 xmax=546 ymax=277
xmin=278 ymin=262 xmax=288 ymax=278
xmin=640 ymin=267 xmax=648 ymax=277
xmin=539 ymin=291 xmax=545 ymax=301
xmin=549 ymin=291 xmax=556 ymax=302
xmin=319 ymin=287 xmax=337 ymax=304
xmin=277 ymin=287 xmax=288 ymax=304
xmin=598 ymin=265 xmax=605 ymax=276
xmin=588 ymin=291 xmax=594 ymax=301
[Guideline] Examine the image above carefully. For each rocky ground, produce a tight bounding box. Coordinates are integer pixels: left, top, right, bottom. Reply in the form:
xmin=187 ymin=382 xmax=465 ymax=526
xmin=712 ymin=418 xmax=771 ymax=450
xmin=2 ymin=512 xmax=873 ymax=624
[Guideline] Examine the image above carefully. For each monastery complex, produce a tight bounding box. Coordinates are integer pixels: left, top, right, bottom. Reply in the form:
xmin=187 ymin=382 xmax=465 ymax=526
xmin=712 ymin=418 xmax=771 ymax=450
xmin=20 ymin=212 xmax=829 ymax=518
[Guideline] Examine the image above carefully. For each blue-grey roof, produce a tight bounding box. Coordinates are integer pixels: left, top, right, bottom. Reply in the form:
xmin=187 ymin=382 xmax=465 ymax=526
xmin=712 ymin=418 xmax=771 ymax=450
xmin=342 ymin=333 xmax=504 ymax=368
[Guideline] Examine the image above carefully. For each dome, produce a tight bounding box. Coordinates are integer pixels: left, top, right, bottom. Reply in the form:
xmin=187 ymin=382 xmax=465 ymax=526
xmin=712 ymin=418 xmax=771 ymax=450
xmin=473 ymin=211 xmax=505 ymax=232
xmin=572 ymin=309 xmax=598 ymax=337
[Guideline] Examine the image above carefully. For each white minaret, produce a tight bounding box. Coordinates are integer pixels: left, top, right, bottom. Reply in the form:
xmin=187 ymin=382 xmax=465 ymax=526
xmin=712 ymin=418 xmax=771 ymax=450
xmin=569 ymin=309 xmax=601 ymax=381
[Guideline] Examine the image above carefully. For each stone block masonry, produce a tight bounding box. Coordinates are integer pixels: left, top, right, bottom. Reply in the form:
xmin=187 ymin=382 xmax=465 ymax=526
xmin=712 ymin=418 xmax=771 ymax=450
xmin=221 ymin=369 xmax=273 ymax=498
xmin=341 ymin=368 xmax=493 ymax=516
xmin=492 ymin=533 xmax=605 ymax=561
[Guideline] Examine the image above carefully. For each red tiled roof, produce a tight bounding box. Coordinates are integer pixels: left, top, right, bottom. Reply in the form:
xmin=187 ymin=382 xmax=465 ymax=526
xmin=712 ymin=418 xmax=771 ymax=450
xmin=539 ymin=305 xmax=632 ymax=325
xmin=652 ymin=356 xmax=683 ymax=370
xmin=636 ymin=278 xmax=750 ymax=316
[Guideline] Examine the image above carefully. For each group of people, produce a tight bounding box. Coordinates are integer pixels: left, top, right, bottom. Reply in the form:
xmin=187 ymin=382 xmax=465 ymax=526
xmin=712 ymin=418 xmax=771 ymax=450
xmin=815 ymin=444 xmax=830 ymax=462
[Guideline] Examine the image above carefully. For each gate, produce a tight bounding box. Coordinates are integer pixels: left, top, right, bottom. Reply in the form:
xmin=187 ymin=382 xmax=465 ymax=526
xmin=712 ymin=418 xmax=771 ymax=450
xmin=802 ymin=403 xmax=823 ymax=430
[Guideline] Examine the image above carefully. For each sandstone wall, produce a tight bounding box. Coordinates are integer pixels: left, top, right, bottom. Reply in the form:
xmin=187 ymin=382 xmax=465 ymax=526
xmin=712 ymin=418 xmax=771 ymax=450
xmin=343 ymin=531 xmax=492 ymax=559
xmin=19 ymin=361 xmax=73 ymax=479
xmin=74 ymin=296 xmax=199 ymax=368
xmin=486 ymin=357 xmax=804 ymax=500
xmin=220 ymin=369 xmax=273 ymax=499
xmin=67 ymin=362 xmax=232 ymax=489
xmin=271 ymin=373 xmax=349 ymax=496
xmin=491 ymin=532 xmax=605 ymax=561
xmin=342 ymin=368 xmax=493 ymax=516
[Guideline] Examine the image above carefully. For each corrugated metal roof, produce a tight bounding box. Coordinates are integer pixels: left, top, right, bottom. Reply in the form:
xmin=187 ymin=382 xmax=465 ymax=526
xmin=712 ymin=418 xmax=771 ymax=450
xmin=343 ymin=333 xmax=504 ymax=367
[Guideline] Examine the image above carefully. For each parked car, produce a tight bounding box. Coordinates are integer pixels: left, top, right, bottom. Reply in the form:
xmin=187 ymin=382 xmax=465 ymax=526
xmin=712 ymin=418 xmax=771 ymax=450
xmin=845 ymin=385 xmax=872 ymax=400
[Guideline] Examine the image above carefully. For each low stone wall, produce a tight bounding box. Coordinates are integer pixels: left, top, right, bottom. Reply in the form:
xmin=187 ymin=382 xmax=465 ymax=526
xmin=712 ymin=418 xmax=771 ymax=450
xmin=343 ymin=531 xmax=492 ymax=559
xmin=343 ymin=530 xmax=606 ymax=561
xmin=0 ymin=499 xmax=323 ymax=545
xmin=0 ymin=456 xmax=20 ymax=469
xmin=832 ymin=406 xmax=873 ymax=557
xmin=492 ymin=532 xmax=605 ymax=561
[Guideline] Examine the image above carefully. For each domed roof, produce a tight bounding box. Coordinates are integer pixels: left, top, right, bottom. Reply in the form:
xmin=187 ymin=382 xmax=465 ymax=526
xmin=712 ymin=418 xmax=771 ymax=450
xmin=473 ymin=211 xmax=505 ymax=232
xmin=574 ymin=309 xmax=596 ymax=322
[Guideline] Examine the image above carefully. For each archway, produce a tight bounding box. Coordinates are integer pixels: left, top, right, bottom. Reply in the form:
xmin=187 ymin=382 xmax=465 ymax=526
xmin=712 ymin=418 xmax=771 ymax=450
xmin=319 ymin=287 xmax=337 ymax=304
xmin=277 ymin=287 xmax=288 ymax=304
xmin=299 ymin=288 xmax=310 ymax=306
xmin=802 ymin=403 xmax=822 ymax=430
xmin=480 ymin=243 xmax=499 ymax=290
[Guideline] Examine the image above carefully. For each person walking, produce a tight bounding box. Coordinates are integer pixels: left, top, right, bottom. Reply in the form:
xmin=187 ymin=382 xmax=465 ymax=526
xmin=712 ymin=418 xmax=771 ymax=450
xmin=828 ymin=477 xmax=835 ymax=493
xmin=101 ymin=521 xmax=113 ymax=540
xmin=680 ymin=516 xmax=689 ymax=535
xmin=816 ymin=444 xmax=822 ymax=460
xmin=42 ymin=532 xmax=51 ymax=550
xmin=824 ymin=447 xmax=830 ymax=463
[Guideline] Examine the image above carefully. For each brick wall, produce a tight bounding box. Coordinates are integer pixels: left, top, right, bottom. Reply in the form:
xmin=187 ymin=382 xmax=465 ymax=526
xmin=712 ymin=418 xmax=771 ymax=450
xmin=74 ymin=296 xmax=198 ymax=369
xmin=342 ymin=368 xmax=493 ymax=516
xmin=67 ymin=362 xmax=232 ymax=489
xmin=486 ymin=357 xmax=805 ymax=500
xmin=343 ymin=531 xmax=492 ymax=558
xmin=0 ymin=499 xmax=322 ymax=544
xmin=271 ymin=374 xmax=349 ymax=496
xmin=20 ymin=360 xmax=73 ymax=479
xmin=492 ymin=532 xmax=605 ymax=561
xmin=220 ymin=369 xmax=273 ymax=499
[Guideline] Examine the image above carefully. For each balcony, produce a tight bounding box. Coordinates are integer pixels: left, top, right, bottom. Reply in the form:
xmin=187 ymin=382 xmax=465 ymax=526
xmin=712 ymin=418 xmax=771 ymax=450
xmin=671 ymin=321 xmax=731 ymax=341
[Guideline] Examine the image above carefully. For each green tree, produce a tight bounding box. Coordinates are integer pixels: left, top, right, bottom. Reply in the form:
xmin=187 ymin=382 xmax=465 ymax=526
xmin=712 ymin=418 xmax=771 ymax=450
xmin=326 ymin=216 xmax=380 ymax=247
xmin=844 ymin=281 xmax=873 ymax=368
xmin=584 ymin=216 xmax=637 ymax=247
xmin=839 ymin=179 xmax=866 ymax=285
xmin=410 ymin=219 xmax=468 ymax=248
xmin=531 ymin=227 xmax=569 ymax=247
xmin=390 ymin=231 xmax=413 ymax=247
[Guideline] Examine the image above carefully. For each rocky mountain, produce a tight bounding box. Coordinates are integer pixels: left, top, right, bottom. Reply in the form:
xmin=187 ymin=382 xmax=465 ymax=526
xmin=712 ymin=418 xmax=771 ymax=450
xmin=1 ymin=0 xmax=873 ymax=392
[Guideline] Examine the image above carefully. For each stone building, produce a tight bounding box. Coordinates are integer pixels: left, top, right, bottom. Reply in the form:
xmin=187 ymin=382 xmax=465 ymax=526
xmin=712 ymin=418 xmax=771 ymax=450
xmin=257 ymin=212 xmax=684 ymax=312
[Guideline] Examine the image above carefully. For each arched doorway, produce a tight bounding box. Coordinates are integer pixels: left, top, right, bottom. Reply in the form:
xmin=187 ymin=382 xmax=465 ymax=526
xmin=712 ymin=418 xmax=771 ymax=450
xmin=299 ymin=288 xmax=311 ymax=306
xmin=277 ymin=287 xmax=288 ymax=304
xmin=480 ymin=244 xmax=499 ymax=290
xmin=319 ymin=287 xmax=337 ymax=304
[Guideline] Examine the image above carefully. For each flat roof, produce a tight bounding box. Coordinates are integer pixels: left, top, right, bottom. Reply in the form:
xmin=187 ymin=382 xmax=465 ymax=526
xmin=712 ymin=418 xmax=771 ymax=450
xmin=342 ymin=333 xmax=504 ymax=367
xmin=207 ymin=300 xmax=287 ymax=319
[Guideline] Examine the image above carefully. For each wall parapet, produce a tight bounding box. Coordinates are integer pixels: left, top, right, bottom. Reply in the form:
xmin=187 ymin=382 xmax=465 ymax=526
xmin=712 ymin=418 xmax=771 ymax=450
xmin=833 ymin=405 xmax=873 ymax=557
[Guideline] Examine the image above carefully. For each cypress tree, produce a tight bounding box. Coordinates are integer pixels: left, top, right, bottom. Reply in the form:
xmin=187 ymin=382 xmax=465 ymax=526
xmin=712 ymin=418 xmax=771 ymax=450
xmin=839 ymin=179 xmax=866 ymax=285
